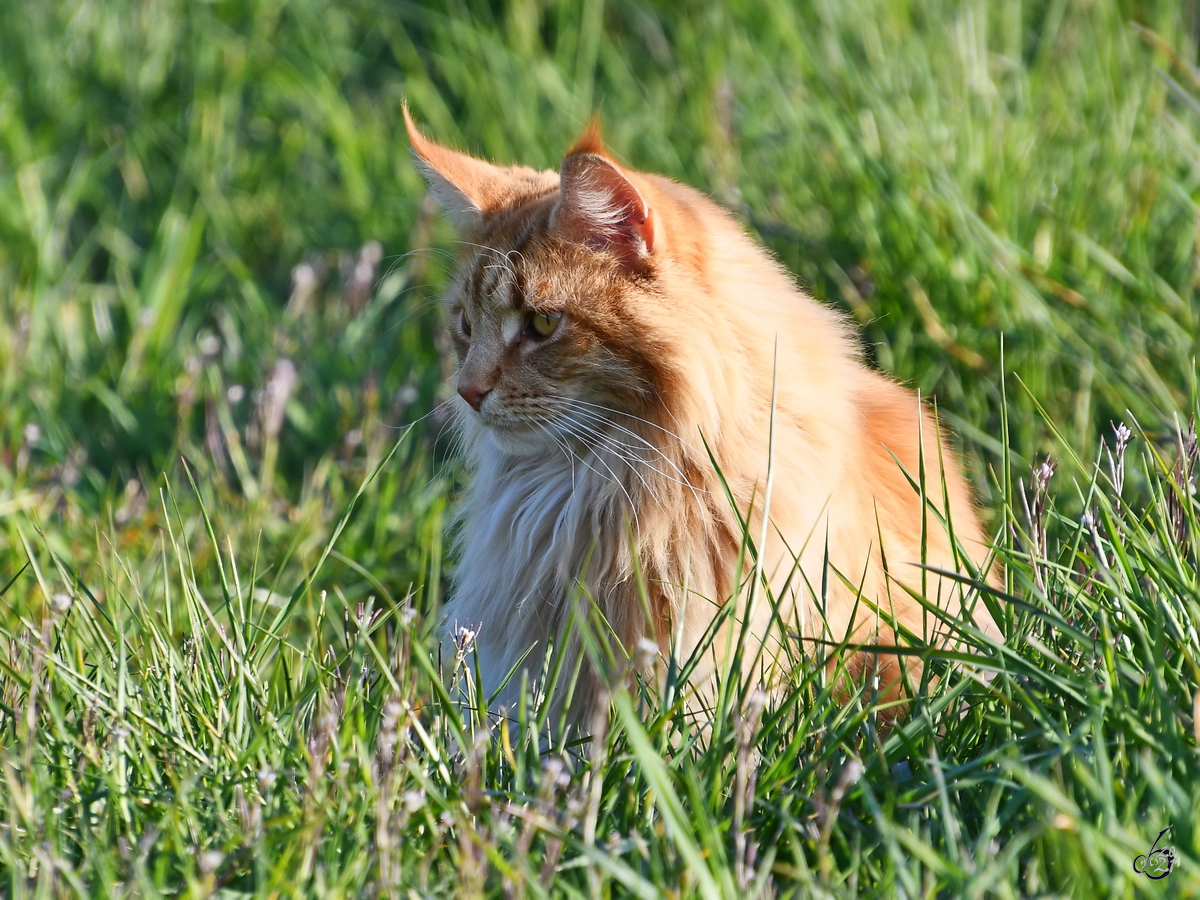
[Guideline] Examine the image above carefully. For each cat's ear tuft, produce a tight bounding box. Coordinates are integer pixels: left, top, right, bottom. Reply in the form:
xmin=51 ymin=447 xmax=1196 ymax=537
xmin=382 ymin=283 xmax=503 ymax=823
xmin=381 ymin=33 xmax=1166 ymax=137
xmin=554 ymin=147 xmax=656 ymax=269
xmin=404 ymin=103 xmax=514 ymax=230
xmin=566 ymin=116 xmax=606 ymax=157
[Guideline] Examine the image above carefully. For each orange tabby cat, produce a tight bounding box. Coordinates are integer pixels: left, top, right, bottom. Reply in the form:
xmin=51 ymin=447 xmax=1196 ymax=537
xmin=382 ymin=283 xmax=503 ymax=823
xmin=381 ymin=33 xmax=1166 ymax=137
xmin=406 ymin=107 xmax=1001 ymax=719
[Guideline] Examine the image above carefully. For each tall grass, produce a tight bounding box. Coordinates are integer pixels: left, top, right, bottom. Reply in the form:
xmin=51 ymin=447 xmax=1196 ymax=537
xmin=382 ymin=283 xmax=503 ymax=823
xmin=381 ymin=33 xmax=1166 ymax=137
xmin=3 ymin=0 xmax=1200 ymax=895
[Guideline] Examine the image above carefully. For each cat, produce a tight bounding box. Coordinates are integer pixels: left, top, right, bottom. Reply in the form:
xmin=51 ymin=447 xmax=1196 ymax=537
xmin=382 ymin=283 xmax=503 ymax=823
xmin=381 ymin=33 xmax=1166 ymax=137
xmin=405 ymin=106 xmax=1002 ymax=721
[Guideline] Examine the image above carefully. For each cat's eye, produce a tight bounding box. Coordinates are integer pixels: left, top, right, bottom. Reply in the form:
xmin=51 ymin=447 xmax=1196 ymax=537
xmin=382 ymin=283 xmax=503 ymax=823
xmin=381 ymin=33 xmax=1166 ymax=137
xmin=458 ymin=309 xmax=472 ymax=338
xmin=528 ymin=311 xmax=562 ymax=339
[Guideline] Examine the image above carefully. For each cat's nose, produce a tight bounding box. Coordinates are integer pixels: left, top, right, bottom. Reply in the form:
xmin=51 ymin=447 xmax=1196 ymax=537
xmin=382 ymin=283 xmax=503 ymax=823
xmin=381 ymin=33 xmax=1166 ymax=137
xmin=458 ymin=383 xmax=491 ymax=411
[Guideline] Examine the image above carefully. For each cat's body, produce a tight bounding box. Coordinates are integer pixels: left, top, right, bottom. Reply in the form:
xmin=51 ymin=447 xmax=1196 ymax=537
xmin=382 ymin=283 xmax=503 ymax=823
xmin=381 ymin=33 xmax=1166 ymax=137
xmin=407 ymin=110 xmax=1000 ymax=717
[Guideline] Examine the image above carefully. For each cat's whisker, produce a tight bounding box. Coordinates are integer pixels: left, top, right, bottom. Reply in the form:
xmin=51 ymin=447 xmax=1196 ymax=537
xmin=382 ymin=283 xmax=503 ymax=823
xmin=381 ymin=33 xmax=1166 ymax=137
xmin=535 ymin=421 xmax=603 ymax=498
xmin=560 ymin=416 xmax=703 ymax=516
xmin=560 ymin=396 xmax=693 ymax=448
xmin=389 ymin=246 xmax=458 ymax=266
xmin=563 ymin=406 xmax=689 ymax=480
xmin=554 ymin=418 xmax=642 ymax=531
xmin=531 ymin=419 xmax=573 ymax=476
xmin=551 ymin=400 xmax=707 ymax=498
xmin=378 ymin=396 xmax=456 ymax=433
xmin=556 ymin=421 xmax=696 ymax=511
xmin=557 ymin=412 xmax=675 ymax=494
xmin=446 ymin=426 xmax=468 ymax=464
xmin=552 ymin=396 xmax=706 ymax=490
xmin=559 ymin=402 xmax=661 ymax=450
xmin=543 ymin=419 xmax=641 ymax=525
xmin=556 ymin=414 xmax=662 ymax=505
xmin=437 ymin=404 xmax=477 ymax=465
xmin=541 ymin=423 xmax=579 ymax=491
xmin=483 ymin=262 xmax=520 ymax=299
xmin=544 ymin=393 xmax=672 ymax=452
xmin=378 ymin=246 xmax=458 ymax=288
xmin=452 ymin=240 xmax=527 ymax=269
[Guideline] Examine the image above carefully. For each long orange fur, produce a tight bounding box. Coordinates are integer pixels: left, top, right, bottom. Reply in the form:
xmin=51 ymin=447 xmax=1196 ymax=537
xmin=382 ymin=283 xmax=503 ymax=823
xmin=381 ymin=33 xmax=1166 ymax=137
xmin=406 ymin=108 xmax=1001 ymax=720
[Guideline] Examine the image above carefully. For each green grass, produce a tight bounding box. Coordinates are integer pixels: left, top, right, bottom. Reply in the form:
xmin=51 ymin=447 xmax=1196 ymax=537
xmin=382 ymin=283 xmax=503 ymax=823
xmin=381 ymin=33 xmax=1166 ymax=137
xmin=3 ymin=0 xmax=1200 ymax=895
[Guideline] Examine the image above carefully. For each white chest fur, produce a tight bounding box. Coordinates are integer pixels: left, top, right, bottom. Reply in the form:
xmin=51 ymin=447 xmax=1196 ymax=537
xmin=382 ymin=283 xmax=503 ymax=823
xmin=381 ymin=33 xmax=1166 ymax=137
xmin=440 ymin=432 xmax=633 ymax=708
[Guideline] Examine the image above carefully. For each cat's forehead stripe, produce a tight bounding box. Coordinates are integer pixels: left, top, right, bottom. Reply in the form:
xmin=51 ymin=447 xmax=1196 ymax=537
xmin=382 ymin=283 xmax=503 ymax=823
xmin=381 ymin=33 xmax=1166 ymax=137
xmin=462 ymin=256 xmax=484 ymax=303
xmin=472 ymin=256 xmax=516 ymax=309
xmin=479 ymin=257 xmax=501 ymax=299
xmin=461 ymin=254 xmax=493 ymax=307
xmin=470 ymin=222 xmax=538 ymax=309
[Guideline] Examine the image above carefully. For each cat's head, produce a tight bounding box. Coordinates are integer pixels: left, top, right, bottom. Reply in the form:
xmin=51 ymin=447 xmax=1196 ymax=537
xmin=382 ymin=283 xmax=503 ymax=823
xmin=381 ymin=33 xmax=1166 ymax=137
xmin=406 ymin=107 xmax=698 ymax=457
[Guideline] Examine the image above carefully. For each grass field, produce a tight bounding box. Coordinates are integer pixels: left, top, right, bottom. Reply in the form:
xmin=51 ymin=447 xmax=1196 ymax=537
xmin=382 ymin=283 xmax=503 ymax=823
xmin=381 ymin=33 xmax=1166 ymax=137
xmin=3 ymin=0 xmax=1200 ymax=895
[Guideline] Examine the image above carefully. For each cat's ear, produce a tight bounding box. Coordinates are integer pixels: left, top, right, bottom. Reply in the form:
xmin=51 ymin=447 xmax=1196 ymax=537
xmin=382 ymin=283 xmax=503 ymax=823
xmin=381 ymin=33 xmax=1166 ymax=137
xmin=404 ymin=104 xmax=516 ymax=230
xmin=553 ymin=122 xmax=656 ymax=268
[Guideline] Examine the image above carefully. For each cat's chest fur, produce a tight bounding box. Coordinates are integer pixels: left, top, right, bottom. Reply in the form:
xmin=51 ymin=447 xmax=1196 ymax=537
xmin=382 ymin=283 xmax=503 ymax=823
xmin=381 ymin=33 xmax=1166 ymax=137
xmin=442 ymin=434 xmax=634 ymax=704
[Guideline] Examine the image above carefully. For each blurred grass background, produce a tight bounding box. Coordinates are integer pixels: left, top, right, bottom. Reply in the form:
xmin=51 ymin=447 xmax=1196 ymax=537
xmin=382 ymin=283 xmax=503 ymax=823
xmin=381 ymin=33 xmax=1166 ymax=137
xmin=4 ymin=0 xmax=1200 ymax=894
